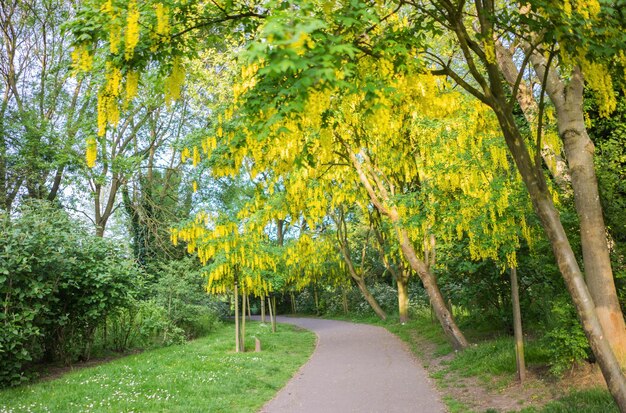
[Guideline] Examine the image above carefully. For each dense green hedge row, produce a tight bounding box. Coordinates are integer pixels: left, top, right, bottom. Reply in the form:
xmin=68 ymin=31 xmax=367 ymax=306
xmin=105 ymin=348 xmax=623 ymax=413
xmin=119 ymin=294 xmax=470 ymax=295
xmin=0 ymin=202 xmax=222 ymax=388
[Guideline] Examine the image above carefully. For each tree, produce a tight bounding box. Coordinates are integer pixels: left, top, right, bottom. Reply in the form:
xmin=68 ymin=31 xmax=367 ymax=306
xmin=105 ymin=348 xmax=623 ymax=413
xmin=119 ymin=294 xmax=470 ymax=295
xmin=0 ymin=0 xmax=94 ymax=211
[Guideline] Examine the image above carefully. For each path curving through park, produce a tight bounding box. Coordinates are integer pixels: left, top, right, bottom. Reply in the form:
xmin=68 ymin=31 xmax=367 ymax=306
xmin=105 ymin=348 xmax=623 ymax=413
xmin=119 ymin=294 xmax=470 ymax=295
xmin=258 ymin=317 xmax=445 ymax=413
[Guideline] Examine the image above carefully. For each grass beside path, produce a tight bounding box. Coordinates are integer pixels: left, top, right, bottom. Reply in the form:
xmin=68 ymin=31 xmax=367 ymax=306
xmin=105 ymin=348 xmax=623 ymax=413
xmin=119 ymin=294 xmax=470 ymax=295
xmin=0 ymin=321 xmax=316 ymax=413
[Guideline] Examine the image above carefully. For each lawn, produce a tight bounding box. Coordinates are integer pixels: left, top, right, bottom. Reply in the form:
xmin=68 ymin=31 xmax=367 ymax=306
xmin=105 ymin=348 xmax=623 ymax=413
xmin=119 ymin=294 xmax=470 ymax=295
xmin=0 ymin=321 xmax=316 ymax=413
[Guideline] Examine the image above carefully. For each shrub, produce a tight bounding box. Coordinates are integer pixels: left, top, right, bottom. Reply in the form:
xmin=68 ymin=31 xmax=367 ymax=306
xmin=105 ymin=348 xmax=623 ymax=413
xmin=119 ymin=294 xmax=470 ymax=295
xmin=0 ymin=202 xmax=140 ymax=387
xmin=542 ymin=298 xmax=591 ymax=377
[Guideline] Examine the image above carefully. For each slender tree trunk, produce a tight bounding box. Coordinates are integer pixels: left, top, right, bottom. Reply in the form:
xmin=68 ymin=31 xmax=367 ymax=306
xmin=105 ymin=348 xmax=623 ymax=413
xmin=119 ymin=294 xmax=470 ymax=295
xmin=342 ymin=288 xmax=349 ymax=314
xmin=510 ymin=267 xmax=526 ymax=382
xmin=271 ymin=296 xmax=277 ymax=333
xmin=234 ymin=282 xmax=240 ymax=353
xmin=397 ymin=273 xmax=409 ymax=324
xmin=260 ymin=293 xmax=266 ymax=323
xmin=241 ymin=288 xmax=246 ymax=352
xmin=246 ymin=294 xmax=251 ymax=320
xmin=353 ymin=277 xmax=387 ymax=320
xmin=290 ymin=291 xmax=296 ymax=314
xmin=313 ymin=285 xmax=319 ymax=313
xmin=396 ymin=225 xmax=467 ymax=350
xmin=268 ymin=295 xmax=276 ymax=333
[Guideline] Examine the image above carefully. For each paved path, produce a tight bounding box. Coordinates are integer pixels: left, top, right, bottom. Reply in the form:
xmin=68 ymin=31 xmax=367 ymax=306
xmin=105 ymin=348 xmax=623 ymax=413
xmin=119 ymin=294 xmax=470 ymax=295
xmin=259 ymin=317 xmax=445 ymax=413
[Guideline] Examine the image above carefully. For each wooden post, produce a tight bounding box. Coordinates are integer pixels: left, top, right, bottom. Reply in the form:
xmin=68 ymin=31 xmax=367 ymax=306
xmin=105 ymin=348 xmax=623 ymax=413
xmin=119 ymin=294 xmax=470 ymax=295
xmin=511 ymin=267 xmax=526 ymax=382
xmin=234 ymin=281 xmax=240 ymax=353
xmin=255 ymin=337 xmax=262 ymax=352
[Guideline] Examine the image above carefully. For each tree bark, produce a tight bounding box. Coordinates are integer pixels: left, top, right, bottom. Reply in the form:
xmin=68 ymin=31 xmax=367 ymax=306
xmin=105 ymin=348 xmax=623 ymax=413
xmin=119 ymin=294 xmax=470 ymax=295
xmin=397 ymin=273 xmax=409 ymax=324
xmin=271 ymin=296 xmax=277 ymax=332
xmin=234 ymin=281 xmax=240 ymax=353
xmin=241 ymin=288 xmax=246 ymax=352
xmin=260 ymin=293 xmax=266 ymax=323
xmin=426 ymin=4 xmax=626 ymax=405
xmin=490 ymin=101 xmax=626 ymax=411
xmin=510 ymin=267 xmax=526 ymax=382
xmin=533 ymin=62 xmax=626 ymax=366
xmin=395 ymin=225 xmax=468 ymax=350
xmin=332 ymin=207 xmax=388 ymax=320
xmin=268 ymin=295 xmax=276 ymax=333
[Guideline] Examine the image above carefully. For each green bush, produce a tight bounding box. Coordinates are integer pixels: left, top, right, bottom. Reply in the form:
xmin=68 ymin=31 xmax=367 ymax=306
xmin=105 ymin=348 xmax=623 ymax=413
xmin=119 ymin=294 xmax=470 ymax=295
xmin=0 ymin=202 xmax=141 ymax=387
xmin=153 ymin=258 xmax=221 ymax=338
xmin=542 ymin=298 xmax=590 ymax=377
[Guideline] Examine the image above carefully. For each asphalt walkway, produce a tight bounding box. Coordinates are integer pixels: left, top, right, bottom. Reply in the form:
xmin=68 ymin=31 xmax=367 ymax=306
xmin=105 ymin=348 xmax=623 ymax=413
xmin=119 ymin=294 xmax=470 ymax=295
xmin=258 ymin=317 xmax=445 ymax=413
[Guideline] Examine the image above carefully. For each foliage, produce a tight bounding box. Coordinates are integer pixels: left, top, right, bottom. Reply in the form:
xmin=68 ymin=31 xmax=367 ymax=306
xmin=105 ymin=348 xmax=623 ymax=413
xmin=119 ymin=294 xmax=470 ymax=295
xmin=0 ymin=201 xmax=140 ymax=387
xmin=542 ymin=298 xmax=591 ymax=377
xmin=152 ymin=258 xmax=222 ymax=338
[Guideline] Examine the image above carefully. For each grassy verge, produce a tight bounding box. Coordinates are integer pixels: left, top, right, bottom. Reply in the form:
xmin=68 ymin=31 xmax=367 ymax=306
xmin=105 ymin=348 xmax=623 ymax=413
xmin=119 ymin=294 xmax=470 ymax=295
xmin=0 ymin=321 xmax=315 ymax=413
xmin=328 ymin=310 xmax=617 ymax=413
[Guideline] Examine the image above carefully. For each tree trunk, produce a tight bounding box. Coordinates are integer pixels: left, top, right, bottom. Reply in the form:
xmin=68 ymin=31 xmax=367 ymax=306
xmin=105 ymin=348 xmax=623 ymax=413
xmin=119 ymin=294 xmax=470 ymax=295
xmin=241 ymin=289 xmax=246 ymax=352
xmin=551 ymin=68 xmax=626 ymax=367
xmin=314 ymin=285 xmax=319 ymax=313
xmin=290 ymin=291 xmax=296 ymax=314
xmin=396 ymin=226 xmax=468 ymax=350
xmin=342 ymin=288 xmax=349 ymax=314
xmin=510 ymin=267 xmax=526 ymax=382
xmin=247 ymin=294 xmax=251 ymax=320
xmin=354 ymin=277 xmax=387 ymax=320
xmin=271 ymin=296 xmax=277 ymax=333
xmin=490 ymin=101 xmax=626 ymax=410
xmin=268 ymin=295 xmax=276 ymax=333
xmin=261 ymin=293 xmax=266 ymax=323
xmin=397 ymin=273 xmax=409 ymax=324
xmin=234 ymin=282 xmax=240 ymax=353
xmin=346 ymin=146 xmax=466 ymax=348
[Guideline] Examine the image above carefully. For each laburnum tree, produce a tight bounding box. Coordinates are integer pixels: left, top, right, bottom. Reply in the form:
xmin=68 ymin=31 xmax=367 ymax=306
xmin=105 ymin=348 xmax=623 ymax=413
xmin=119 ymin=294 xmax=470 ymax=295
xmin=228 ymin=0 xmax=626 ymax=406
xmin=68 ymin=0 xmax=626 ymax=407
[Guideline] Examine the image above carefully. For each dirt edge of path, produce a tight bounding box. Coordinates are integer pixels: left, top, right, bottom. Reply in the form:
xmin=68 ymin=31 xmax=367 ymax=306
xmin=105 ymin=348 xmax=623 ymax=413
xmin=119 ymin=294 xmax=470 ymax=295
xmin=401 ymin=327 xmax=607 ymax=413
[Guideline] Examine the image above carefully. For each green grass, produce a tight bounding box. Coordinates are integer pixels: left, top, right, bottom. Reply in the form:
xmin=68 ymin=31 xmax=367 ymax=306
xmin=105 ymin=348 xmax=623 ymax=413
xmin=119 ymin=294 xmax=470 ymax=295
xmin=519 ymin=388 xmax=617 ymax=413
xmin=0 ymin=321 xmax=316 ymax=413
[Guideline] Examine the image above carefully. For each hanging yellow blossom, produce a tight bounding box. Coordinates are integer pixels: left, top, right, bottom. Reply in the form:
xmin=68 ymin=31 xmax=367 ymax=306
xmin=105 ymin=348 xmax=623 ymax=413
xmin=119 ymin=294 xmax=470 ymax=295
xmin=181 ymin=147 xmax=191 ymax=162
xmin=125 ymin=70 xmax=139 ymax=101
xmin=165 ymin=57 xmax=185 ymax=105
xmin=86 ymin=136 xmax=97 ymax=168
xmin=192 ymin=146 xmax=200 ymax=167
xmin=155 ymin=3 xmax=170 ymax=36
xmin=71 ymin=45 xmax=93 ymax=72
xmin=125 ymin=0 xmax=140 ymax=60
xmin=97 ymin=91 xmax=108 ymax=136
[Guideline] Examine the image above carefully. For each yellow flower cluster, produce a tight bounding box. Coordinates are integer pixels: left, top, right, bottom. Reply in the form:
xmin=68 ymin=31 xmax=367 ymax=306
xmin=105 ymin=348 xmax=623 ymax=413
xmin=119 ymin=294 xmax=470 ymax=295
xmin=155 ymin=3 xmax=170 ymax=36
xmin=125 ymin=0 xmax=140 ymax=60
xmin=97 ymin=64 xmax=123 ymax=136
xmin=71 ymin=45 xmax=93 ymax=72
xmin=580 ymin=57 xmax=616 ymax=117
xmin=86 ymin=136 xmax=97 ymax=168
xmin=165 ymin=57 xmax=185 ymax=105
xmin=125 ymin=70 xmax=139 ymax=102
